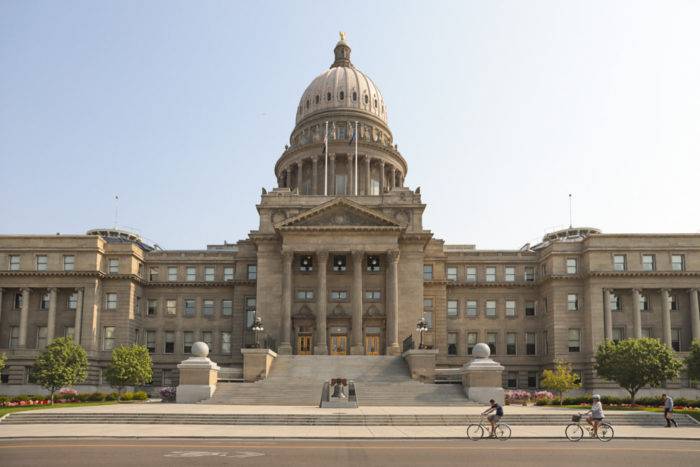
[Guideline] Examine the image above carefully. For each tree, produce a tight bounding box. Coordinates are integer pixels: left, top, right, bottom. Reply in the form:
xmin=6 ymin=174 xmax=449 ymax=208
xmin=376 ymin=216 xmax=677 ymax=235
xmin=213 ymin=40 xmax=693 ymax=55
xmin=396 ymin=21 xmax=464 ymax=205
xmin=540 ymin=360 xmax=581 ymax=405
xmin=595 ymin=338 xmax=683 ymax=403
xmin=105 ymin=344 xmax=153 ymax=393
xmin=686 ymin=340 xmax=700 ymax=384
xmin=33 ymin=337 xmax=88 ymax=403
xmin=0 ymin=352 xmax=6 ymax=376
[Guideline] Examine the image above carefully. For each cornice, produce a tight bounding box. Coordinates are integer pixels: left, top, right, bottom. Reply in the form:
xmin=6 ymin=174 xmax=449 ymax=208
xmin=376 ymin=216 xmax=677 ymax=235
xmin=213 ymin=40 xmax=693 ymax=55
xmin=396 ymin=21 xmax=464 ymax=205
xmin=0 ymin=271 xmax=104 ymax=279
xmin=279 ymin=226 xmax=402 ymax=232
xmin=588 ymin=271 xmax=700 ymax=278
xmin=144 ymin=280 xmax=252 ymax=288
xmin=445 ymin=281 xmax=538 ymax=289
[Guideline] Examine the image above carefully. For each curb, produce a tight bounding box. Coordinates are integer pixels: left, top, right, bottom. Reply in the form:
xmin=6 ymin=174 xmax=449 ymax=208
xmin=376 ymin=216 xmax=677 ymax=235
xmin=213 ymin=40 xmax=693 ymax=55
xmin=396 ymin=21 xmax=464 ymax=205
xmin=0 ymin=435 xmax=699 ymax=441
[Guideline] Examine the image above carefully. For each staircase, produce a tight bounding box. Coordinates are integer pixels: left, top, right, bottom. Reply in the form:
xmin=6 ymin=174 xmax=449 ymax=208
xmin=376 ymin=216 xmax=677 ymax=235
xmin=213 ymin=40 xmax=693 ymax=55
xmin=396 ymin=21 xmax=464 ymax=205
xmin=204 ymin=355 xmax=471 ymax=406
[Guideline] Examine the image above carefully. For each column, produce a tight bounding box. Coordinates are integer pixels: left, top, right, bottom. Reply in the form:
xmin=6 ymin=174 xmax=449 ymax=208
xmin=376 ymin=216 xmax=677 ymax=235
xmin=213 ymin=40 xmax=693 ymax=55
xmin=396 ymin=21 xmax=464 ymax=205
xmin=660 ymin=289 xmax=672 ymax=348
xmin=279 ymin=250 xmax=293 ymax=354
xmin=315 ymin=251 xmax=328 ymax=354
xmin=365 ymin=156 xmax=371 ymax=195
xmin=74 ymin=288 xmax=84 ymax=344
xmin=281 ymin=169 xmax=287 ymax=188
xmin=386 ymin=250 xmax=400 ymax=355
xmin=47 ymin=287 xmax=58 ymax=342
xmin=0 ymin=289 xmax=3 ymax=328
xmin=690 ymin=288 xmax=700 ymax=342
xmin=632 ymin=288 xmax=642 ymax=338
xmin=296 ymin=160 xmax=303 ymax=193
xmin=345 ymin=155 xmax=352 ymax=195
xmin=18 ymin=288 xmax=30 ymax=348
xmin=350 ymin=250 xmax=364 ymax=354
xmin=603 ymin=288 xmax=613 ymax=341
xmin=390 ymin=166 xmax=397 ymax=190
xmin=312 ymin=157 xmax=318 ymax=194
xmin=379 ymin=160 xmax=386 ymax=193
xmin=329 ymin=154 xmax=336 ymax=195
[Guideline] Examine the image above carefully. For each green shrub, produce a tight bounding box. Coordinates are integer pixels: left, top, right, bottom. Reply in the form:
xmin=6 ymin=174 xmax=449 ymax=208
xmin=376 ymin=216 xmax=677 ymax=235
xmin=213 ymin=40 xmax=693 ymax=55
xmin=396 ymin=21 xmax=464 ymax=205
xmin=12 ymin=395 xmax=29 ymax=402
xmin=562 ymin=395 xmax=590 ymax=405
xmin=87 ymin=392 xmax=107 ymax=402
xmin=535 ymin=399 xmax=551 ymax=406
xmin=77 ymin=393 xmax=92 ymax=402
xmin=0 ymin=395 xmax=9 ymax=404
xmin=120 ymin=391 xmax=134 ymax=401
xmin=132 ymin=391 xmax=148 ymax=401
xmin=106 ymin=392 xmax=119 ymax=401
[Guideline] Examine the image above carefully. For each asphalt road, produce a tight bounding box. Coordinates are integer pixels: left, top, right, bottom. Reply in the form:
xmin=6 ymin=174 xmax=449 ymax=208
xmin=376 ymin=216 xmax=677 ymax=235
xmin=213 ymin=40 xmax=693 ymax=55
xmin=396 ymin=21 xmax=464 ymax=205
xmin=1 ymin=438 xmax=698 ymax=466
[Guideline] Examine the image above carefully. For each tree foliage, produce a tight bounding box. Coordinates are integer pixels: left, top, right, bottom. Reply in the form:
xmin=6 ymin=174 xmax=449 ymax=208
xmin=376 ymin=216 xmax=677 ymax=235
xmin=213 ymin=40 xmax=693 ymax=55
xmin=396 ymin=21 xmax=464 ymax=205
xmin=595 ymin=338 xmax=682 ymax=402
xmin=105 ymin=344 xmax=153 ymax=392
xmin=540 ymin=360 xmax=581 ymax=405
xmin=686 ymin=340 xmax=700 ymax=383
xmin=0 ymin=352 xmax=6 ymax=373
xmin=33 ymin=337 xmax=88 ymax=403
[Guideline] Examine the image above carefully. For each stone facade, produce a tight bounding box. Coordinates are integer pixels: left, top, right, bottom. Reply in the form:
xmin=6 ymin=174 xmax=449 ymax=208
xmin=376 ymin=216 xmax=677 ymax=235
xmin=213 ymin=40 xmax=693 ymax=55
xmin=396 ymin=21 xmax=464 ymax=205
xmin=1 ymin=35 xmax=699 ymax=393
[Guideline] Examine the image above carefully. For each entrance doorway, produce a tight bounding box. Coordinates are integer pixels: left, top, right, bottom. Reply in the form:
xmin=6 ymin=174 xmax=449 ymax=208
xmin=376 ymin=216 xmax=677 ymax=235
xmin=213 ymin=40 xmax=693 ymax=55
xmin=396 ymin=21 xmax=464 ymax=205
xmin=296 ymin=334 xmax=312 ymax=355
xmin=330 ymin=335 xmax=347 ymax=355
xmin=365 ymin=335 xmax=380 ymax=355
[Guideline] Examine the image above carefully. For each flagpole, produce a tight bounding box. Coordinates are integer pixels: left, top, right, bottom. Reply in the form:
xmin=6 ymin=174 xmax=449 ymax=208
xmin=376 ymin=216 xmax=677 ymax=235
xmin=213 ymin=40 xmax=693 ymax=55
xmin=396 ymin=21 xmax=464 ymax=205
xmin=324 ymin=121 xmax=328 ymax=196
xmin=354 ymin=121 xmax=358 ymax=195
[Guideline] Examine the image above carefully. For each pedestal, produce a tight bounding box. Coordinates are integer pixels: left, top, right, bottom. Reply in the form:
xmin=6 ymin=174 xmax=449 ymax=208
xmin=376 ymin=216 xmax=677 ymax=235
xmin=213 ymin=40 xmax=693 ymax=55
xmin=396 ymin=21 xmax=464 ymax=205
xmin=176 ymin=351 xmax=220 ymax=403
xmin=402 ymin=349 xmax=438 ymax=383
xmin=386 ymin=343 xmax=401 ymax=356
xmin=242 ymin=348 xmax=277 ymax=382
xmin=461 ymin=343 xmax=505 ymax=405
xmin=350 ymin=345 xmax=365 ymax=355
xmin=277 ymin=343 xmax=292 ymax=355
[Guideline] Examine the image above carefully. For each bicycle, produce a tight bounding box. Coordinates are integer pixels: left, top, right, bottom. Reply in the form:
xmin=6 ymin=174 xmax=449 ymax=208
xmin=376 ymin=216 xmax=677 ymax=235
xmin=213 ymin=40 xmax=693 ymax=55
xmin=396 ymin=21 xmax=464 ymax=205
xmin=565 ymin=413 xmax=614 ymax=442
xmin=467 ymin=416 xmax=512 ymax=441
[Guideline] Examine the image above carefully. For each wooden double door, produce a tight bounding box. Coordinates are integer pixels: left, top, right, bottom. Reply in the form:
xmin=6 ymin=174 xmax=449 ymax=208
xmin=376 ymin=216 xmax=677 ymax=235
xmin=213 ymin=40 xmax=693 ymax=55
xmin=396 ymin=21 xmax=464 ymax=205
xmin=330 ymin=335 xmax=348 ymax=355
xmin=296 ymin=334 xmax=312 ymax=355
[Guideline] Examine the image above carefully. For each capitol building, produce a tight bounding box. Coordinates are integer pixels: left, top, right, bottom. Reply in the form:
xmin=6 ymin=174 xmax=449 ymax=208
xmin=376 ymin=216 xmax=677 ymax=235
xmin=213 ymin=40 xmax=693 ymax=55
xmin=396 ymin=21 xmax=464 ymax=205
xmin=1 ymin=35 xmax=699 ymax=393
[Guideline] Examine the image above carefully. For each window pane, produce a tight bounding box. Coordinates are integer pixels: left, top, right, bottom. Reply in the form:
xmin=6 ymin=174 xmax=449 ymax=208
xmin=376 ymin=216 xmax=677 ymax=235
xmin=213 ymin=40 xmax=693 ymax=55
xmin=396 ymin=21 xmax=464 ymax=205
xmin=447 ymin=300 xmax=458 ymax=317
xmin=486 ymin=267 xmax=496 ymax=282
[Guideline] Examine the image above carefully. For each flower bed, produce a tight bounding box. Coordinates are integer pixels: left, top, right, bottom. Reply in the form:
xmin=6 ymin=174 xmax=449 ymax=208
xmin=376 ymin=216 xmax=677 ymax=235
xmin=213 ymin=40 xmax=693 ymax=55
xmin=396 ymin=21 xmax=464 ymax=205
xmin=0 ymin=389 xmax=148 ymax=407
xmin=505 ymin=390 xmax=555 ymax=405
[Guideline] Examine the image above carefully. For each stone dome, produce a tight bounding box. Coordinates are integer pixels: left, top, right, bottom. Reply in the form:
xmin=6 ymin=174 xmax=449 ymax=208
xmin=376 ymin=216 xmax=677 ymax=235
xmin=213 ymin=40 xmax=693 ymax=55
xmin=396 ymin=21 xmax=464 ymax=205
xmin=295 ymin=34 xmax=387 ymax=125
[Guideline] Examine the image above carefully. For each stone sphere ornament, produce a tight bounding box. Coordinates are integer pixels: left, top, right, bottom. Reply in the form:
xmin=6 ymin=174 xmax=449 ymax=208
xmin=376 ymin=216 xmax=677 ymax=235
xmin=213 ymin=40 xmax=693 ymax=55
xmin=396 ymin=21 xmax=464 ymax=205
xmin=472 ymin=342 xmax=491 ymax=359
xmin=191 ymin=341 xmax=210 ymax=358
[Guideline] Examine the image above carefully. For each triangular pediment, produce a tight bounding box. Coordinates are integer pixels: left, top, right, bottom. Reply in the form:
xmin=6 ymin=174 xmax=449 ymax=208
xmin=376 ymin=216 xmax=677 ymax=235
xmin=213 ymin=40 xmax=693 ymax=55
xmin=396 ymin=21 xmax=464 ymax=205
xmin=276 ymin=198 xmax=401 ymax=231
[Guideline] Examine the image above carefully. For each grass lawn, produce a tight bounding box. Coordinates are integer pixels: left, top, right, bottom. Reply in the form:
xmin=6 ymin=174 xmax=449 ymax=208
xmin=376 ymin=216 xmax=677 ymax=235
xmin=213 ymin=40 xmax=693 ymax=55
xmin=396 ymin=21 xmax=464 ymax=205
xmin=556 ymin=404 xmax=700 ymax=422
xmin=0 ymin=401 xmax=118 ymax=417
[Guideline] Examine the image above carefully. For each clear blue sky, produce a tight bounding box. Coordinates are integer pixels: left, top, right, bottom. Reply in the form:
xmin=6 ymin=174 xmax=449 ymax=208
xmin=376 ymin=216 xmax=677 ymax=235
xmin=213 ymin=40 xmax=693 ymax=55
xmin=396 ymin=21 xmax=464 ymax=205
xmin=1 ymin=0 xmax=699 ymax=249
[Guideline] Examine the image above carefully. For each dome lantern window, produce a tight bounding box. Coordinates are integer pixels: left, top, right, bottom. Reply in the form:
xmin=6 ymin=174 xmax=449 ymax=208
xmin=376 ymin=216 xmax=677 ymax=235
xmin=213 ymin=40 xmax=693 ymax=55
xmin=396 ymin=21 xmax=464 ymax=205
xmin=327 ymin=92 xmax=332 ymax=101
xmin=315 ymin=95 xmax=319 ymax=104
xmin=339 ymin=91 xmax=344 ymax=100
xmin=352 ymin=92 xmax=357 ymax=101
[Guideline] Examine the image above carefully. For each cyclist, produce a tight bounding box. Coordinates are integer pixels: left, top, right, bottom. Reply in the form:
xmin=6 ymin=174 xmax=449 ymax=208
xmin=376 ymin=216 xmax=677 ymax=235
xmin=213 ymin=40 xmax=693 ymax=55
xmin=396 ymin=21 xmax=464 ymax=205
xmin=584 ymin=394 xmax=605 ymax=437
xmin=481 ymin=399 xmax=504 ymax=438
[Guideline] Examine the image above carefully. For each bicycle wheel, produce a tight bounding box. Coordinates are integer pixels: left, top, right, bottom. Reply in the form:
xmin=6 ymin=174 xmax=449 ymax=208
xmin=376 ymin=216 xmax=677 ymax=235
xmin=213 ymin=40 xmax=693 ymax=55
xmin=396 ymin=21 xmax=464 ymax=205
xmin=467 ymin=424 xmax=485 ymax=441
xmin=565 ymin=423 xmax=584 ymax=441
xmin=495 ymin=423 xmax=511 ymax=440
xmin=596 ymin=423 xmax=614 ymax=442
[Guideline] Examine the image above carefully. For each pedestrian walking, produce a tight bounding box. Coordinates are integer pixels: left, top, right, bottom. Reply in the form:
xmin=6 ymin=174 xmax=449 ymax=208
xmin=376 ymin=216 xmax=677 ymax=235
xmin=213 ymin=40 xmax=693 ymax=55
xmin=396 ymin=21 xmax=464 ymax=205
xmin=662 ymin=393 xmax=678 ymax=427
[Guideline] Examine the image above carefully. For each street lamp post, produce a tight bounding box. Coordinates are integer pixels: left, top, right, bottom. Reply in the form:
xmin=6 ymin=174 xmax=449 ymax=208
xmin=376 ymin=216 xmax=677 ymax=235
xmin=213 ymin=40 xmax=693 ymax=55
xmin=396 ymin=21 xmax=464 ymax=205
xmin=416 ymin=317 xmax=428 ymax=349
xmin=252 ymin=316 xmax=264 ymax=349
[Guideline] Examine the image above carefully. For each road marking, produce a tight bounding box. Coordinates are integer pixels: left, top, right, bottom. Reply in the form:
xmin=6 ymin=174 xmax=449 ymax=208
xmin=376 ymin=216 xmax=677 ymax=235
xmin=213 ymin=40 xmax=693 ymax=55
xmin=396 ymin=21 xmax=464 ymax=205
xmin=164 ymin=451 xmax=264 ymax=458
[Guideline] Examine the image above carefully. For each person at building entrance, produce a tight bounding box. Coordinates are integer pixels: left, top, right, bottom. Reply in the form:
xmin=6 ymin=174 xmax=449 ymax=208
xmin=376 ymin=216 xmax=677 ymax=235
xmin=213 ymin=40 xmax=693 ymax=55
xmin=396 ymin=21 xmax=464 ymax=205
xmin=481 ymin=399 xmax=504 ymax=437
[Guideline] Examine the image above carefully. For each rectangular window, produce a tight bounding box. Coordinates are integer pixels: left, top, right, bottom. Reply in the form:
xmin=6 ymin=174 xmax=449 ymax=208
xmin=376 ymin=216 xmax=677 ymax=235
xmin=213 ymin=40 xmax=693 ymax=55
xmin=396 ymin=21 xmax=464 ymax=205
xmin=184 ymin=299 xmax=196 ymax=317
xmin=486 ymin=332 xmax=497 ymax=355
xmin=245 ymin=297 xmax=256 ymax=328
xmin=204 ymin=266 xmax=215 ymax=282
xmin=67 ymin=292 xmax=78 ymax=309
xmin=108 ymin=258 xmax=119 ymax=274
xmin=63 ymin=255 xmax=75 ymax=271
xmin=540 ymin=263 xmax=547 ymax=276
xmin=224 ymin=266 xmax=234 ymax=281
xmin=147 ymin=299 xmax=157 ymax=316
xmin=466 ymin=300 xmax=477 ymax=317
xmin=134 ymin=328 xmax=140 ymax=344
xmin=612 ymin=327 xmax=624 ymax=343
xmin=671 ymin=255 xmax=685 ymax=272
xmin=524 ymin=267 xmax=535 ymax=282
xmin=485 ymin=300 xmax=496 ymax=317
xmin=640 ymin=294 xmax=649 ymax=311
xmin=331 ymin=290 xmax=348 ymax=301
xmin=423 ymin=265 xmax=433 ymax=280
xmin=447 ymin=332 xmax=458 ymax=355
xmin=183 ymin=331 xmax=194 ymax=353
xmin=568 ymin=329 xmax=581 ymax=352
xmin=149 ymin=267 xmax=159 ymax=281
xmin=14 ymin=293 xmax=22 ymax=309
xmin=671 ymin=328 xmax=681 ymax=352
xmin=105 ymin=293 xmax=117 ymax=310
xmin=466 ymin=267 xmax=477 ymax=282
xmin=168 ymin=267 xmax=178 ymax=281
xmin=146 ymin=330 xmax=156 ymax=353
xmin=364 ymin=290 xmax=380 ymax=300
xmin=507 ymin=371 xmax=518 ymax=389
xmin=506 ymin=332 xmax=517 ymax=355
xmin=136 ymin=297 xmax=141 ymax=316
xmin=335 ymin=173 xmax=347 ymax=194
xmin=203 ymin=299 xmax=214 ymax=317
xmin=166 ymin=299 xmax=177 ymax=316
xmin=467 ymin=332 xmax=477 ymax=355
xmin=527 ymin=371 xmax=538 ymax=389
xmin=525 ymin=301 xmax=535 ymax=317
xmin=423 ymin=298 xmax=433 ymax=310
xmin=505 ymin=267 xmax=515 ymax=282
xmin=447 ymin=300 xmax=458 ymax=317
xmin=103 ymin=326 xmax=116 ymax=350
xmin=186 ymin=266 xmax=196 ymax=281
xmin=201 ymin=331 xmax=213 ymax=349
xmin=641 ymin=327 xmax=652 ymax=338
xmin=9 ymin=326 xmax=19 ymax=348
xmin=642 ymin=254 xmax=655 ymax=271
xmin=36 ymin=327 xmax=48 ymax=349
xmin=296 ymin=290 xmax=315 ymax=300
xmin=9 ymin=255 xmax=20 ymax=270
xmin=670 ymin=295 xmax=678 ymax=311
xmin=65 ymin=326 xmax=75 ymax=341
xmin=485 ymin=267 xmax=496 ymax=282
xmin=610 ymin=293 xmax=620 ymax=311
xmin=366 ymin=255 xmax=381 ymax=272
xmin=567 ymin=294 xmax=578 ymax=311
xmin=40 ymin=293 xmax=50 ymax=310
xmin=164 ymin=331 xmax=175 ymax=353
xmin=247 ymin=264 xmax=257 ymax=280
xmin=423 ymin=311 xmax=433 ymax=329
xmin=505 ymin=300 xmax=516 ymax=317
xmin=221 ymin=331 xmax=232 ymax=354
xmin=222 ymin=299 xmax=233 ymax=316
xmin=36 ymin=255 xmax=48 ymax=271
xmin=525 ymin=332 xmax=536 ymax=355
xmin=446 ymin=266 xmax=457 ymax=281
xmin=566 ymin=258 xmax=577 ymax=274
xmin=613 ymin=254 xmax=626 ymax=271
xmin=332 ymin=255 xmax=347 ymax=272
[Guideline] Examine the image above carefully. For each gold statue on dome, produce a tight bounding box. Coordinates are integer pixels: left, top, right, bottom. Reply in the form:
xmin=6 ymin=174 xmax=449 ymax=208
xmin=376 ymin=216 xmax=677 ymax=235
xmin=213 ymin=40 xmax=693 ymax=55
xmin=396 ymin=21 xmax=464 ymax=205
xmin=339 ymin=31 xmax=346 ymax=41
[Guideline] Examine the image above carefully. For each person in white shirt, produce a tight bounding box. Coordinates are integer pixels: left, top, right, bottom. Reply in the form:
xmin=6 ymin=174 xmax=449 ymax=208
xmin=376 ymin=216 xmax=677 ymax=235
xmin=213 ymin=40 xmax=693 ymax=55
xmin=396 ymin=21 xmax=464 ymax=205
xmin=662 ymin=393 xmax=678 ymax=427
xmin=584 ymin=394 xmax=604 ymax=436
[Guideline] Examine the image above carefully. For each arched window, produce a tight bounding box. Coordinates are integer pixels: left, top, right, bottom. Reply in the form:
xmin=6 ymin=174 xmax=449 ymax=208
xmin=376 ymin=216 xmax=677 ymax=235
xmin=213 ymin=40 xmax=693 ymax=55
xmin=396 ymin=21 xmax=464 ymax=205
xmin=339 ymin=91 xmax=344 ymax=100
xmin=306 ymin=100 xmax=309 ymax=109
xmin=352 ymin=92 xmax=357 ymax=101
xmin=364 ymin=94 xmax=368 ymax=104
xmin=315 ymin=95 xmax=319 ymax=104
xmin=374 ymin=99 xmax=377 ymax=108
xmin=327 ymin=92 xmax=331 ymax=101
